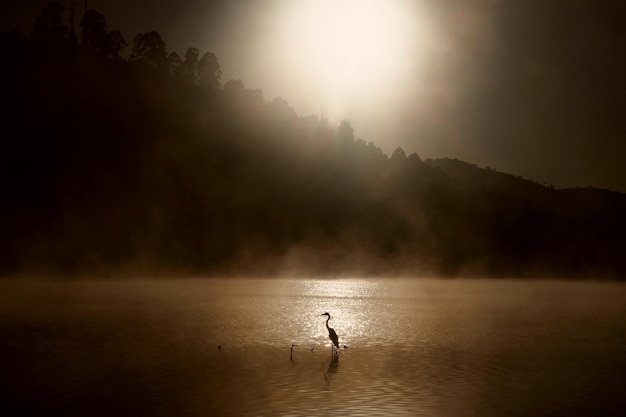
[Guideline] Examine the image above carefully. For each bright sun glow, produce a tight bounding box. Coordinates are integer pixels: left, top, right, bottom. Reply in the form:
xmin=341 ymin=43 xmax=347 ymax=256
xmin=273 ymin=0 xmax=422 ymax=119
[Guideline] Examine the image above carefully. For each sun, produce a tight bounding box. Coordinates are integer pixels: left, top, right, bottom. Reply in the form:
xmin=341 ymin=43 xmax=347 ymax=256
xmin=272 ymin=0 xmax=422 ymax=119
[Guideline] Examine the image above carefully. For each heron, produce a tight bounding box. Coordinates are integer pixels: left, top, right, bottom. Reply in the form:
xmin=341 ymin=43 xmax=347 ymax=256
xmin=321 ymin=312 xmax=339 ymax=356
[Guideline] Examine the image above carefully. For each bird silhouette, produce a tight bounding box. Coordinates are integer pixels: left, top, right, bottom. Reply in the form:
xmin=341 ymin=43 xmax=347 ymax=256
xmin=321 ymin=312 xmax=339 ymax=356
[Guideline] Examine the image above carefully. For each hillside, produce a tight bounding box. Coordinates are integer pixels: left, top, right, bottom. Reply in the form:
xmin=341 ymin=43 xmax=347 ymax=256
xmin=424 ymin=158 xmax=551 ymax=200
xmin=426 ymin=157 xmax=626 ymax=219
xmin=1 ymin=9 xmax=625 ymax=279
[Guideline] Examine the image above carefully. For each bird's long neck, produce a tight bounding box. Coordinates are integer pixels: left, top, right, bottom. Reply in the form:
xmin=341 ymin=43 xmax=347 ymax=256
xmin=325 ymin=315 xmax=331 ymax=328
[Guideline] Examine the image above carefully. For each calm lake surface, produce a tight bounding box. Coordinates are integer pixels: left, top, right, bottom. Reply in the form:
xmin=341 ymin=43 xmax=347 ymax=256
xmin=1 ymin=278 xmax=625 ymax=416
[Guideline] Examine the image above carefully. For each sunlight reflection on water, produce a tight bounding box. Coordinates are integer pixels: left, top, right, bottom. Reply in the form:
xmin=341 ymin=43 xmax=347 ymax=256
xmin=1 ymin=278 xmax=626 ymax=416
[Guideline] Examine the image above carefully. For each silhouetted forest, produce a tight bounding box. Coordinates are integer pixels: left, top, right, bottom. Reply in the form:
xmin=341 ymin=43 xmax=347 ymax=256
xmin=2 ymin=3 xmax=625 ymax=279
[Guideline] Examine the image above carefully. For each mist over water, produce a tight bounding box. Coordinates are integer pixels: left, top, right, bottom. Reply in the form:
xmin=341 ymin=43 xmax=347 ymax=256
xmin=1 ymin=278 xmax=625 ymax=416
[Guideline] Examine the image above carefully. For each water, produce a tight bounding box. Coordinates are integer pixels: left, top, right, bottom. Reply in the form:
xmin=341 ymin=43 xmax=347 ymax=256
xmin=1 ymin=278 xmax=625 ymax=416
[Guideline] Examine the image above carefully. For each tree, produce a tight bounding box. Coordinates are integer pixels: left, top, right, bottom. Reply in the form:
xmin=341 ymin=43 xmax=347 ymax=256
xmin=65 ymin=1 xmax=78 ymax=48
xmin=224 ymin=78 xmax=245 ymax=95
xmin=77 ymin=8 xmax=125 ymax=58
xmin=223 ymin=79 xmax=265 ymax=109
xmin=168 ymin=52 xmax=183 ymax=78
xmin=80 ymin=9 xmax=109 ymax=53
xmin=106 ymin=30 xmax=127 ymax=60
xmin=31 ymin=1 xmax=68 ymax=43
xmin=392 ymin=147 xmax=407 ymax=160
xmin=268 ymin=97 xmax=296 ymax=120
xmin=130 ymin=31 xmax=168 ymax=70
xmin=182 ymin=47 xmax=200 ymax=83
xmin=337 ymin=120 xmax=354 ymax=143
xmin=198 ymin=51 xmax=221 ymax=90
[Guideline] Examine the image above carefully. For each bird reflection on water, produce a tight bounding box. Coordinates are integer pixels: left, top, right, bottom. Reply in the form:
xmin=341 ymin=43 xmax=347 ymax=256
xmin=324 ymin=354 xmax=339 ymax=386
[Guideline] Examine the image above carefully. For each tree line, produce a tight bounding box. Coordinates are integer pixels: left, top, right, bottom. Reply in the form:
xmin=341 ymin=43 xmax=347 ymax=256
xmin=1 ymin=2 xmax=625 ymax=279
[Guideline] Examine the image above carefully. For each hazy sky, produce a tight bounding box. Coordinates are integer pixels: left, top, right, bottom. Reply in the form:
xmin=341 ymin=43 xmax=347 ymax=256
xmin=3 ymin=0 xmax=625 ymax=192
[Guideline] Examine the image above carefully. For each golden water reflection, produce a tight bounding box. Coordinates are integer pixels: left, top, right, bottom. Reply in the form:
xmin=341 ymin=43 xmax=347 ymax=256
xmin=1 ymin=278 xmax=625 ymax=416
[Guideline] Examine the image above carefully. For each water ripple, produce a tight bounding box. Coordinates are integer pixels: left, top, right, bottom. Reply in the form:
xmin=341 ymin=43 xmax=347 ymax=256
xmin=1 ymin=278 xmax=626 ymax=416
